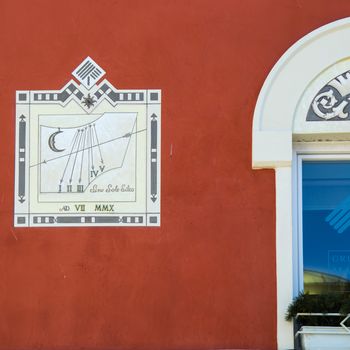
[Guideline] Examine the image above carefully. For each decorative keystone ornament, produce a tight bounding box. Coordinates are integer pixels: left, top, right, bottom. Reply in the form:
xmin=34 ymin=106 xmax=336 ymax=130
xmin=307 ymin=71 xmax=350 ymax=121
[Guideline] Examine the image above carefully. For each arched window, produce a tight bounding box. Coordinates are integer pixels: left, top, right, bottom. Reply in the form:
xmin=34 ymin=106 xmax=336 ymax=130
xmin=252 ymin=17 xmax=350 ymax=350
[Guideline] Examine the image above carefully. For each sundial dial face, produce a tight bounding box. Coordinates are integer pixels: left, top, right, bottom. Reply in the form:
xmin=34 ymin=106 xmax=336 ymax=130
xmin=15 ymin=57 xmax=161 ymax=227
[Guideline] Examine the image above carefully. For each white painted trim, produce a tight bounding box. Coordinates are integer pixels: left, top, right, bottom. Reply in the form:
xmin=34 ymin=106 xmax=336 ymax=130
xmin=292 ymin=152 xmax=303 ymax=296
xmin=253 ymin=17 xmax=350 ymax=169
xmin=293 ymin=141 xmax=350 ymax=154
xmin=275 ymin=167 xmax=294 ymax=349
xmin=252 ymin=17 xmax=350 ymax=350
xmin=296 ymin=155 xmax=304 ymax=295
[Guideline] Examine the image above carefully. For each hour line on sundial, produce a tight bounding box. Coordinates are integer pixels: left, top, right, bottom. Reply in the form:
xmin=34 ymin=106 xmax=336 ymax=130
xmin=93 ymin=124 xmax=104 ymax=164
xmin=79 ymin=127 xmax=87 ymax=185
xmin=59 ymin=128 xmax=80 ymax=191
xmin=57 ymin=123 xmax=106 ymax=193
xmin=35 ymin=124 xmax=144 ymax=194
xmin=32 ymin=128 xmax=146 ymax=168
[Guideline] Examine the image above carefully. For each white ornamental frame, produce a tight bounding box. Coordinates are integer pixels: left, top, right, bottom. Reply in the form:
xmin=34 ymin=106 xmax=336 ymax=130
xmin=15 ymin=57 xmax=161 ymax=227
xmin=253 ymin=18 xmax=350 ymax=350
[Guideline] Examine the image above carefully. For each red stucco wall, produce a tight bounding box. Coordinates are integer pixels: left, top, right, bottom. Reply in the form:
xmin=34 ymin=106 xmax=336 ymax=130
xmin=1 ymin=1 xmax=349 ymax=349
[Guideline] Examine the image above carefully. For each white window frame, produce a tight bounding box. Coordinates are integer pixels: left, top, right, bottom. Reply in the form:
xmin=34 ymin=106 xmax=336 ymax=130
xmin=251 ymin=16 xmax=350 ymax=349
xmin=293 ymin=143 xmax=350 ymax=297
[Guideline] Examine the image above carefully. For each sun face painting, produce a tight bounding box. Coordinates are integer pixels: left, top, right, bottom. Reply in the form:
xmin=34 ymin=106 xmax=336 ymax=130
xmin=15 ymin=57 xmax=161 ymax=227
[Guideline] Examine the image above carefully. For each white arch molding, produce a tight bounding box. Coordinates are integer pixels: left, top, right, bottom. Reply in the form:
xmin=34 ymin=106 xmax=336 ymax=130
xmin=252 ymin=18 xmax=350 ymax=350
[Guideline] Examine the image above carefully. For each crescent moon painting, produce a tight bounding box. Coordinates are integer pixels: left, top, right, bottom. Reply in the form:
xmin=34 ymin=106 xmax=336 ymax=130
xmin=48 ymin=129 xmax=65 ymax=152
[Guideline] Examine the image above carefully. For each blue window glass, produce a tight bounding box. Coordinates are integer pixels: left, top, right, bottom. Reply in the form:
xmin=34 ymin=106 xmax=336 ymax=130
xmin=302 ymin=160 xmax=350 ymax=294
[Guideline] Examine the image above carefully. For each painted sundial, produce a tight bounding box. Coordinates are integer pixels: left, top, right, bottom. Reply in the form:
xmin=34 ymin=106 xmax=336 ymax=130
xmin=15 ymin=57 xmax=161 ymax=227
